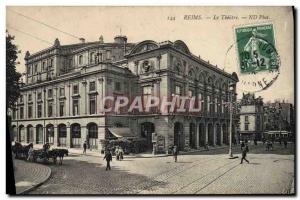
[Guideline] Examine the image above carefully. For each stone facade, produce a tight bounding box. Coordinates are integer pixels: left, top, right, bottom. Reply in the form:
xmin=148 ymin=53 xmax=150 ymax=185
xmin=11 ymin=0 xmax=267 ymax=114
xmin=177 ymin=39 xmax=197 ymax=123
xmin=11 ymin=35 xmax=238 ymax=153
xmin=238 ymin=93 xmax=264 ymax=140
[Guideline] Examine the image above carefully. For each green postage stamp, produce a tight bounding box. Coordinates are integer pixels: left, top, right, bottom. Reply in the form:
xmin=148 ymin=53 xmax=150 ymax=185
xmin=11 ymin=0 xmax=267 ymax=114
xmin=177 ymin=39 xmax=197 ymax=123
xmin=235 ymin=24 xmax=279 ymax=74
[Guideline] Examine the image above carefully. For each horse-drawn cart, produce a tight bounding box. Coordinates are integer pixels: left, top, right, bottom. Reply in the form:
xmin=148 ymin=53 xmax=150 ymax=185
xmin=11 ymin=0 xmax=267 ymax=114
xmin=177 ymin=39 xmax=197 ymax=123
xmin=12 ymin=142 xmax=68 ymax=165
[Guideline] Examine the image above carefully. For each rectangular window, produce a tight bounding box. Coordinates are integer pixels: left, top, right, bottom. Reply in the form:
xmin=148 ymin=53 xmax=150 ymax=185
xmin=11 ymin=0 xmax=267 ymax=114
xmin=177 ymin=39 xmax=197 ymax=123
xmin=98 ymin=53 xmax=103 ymax=62
xmin=73 ymin=99 xmax=79 ymax=116
xmin=143 ymin=86 xmax=153 ymax=108
xmin=20 ymin=95 xmax=23 ymax=103
xmin=79 ymin=55 xmax=83 ymax=65
xmin=175 ymin=86 xmax=182 ymax=95
xmin=37 ymin=104 xmax=42 ymax=118
xmin=89 ymin=96 xmax=96 ymax=114
xmin=245 ymin=124 xmax=249 ymax=131
xmin=59 ymin=102 xmax=65 ymax=116
xmin=49 ymin=59 xmax=53 ymax=67
xmin=207 ymin=96 xmax=210 ymax=112
xmin=73 ymin=84 xmax=79 ymax=95
xmin=198 ymin=93 xmax=203 ymax=111
xmin=37 ymin=92 xmax=42 ymax=100
xmin=106 ymin=50 xmax=111 ymax=60
xmin=59 ymin=87 xmax=65 ymax=97
xmin=115 ymin=82 xmax=121 ymax=91
xmin=34 ymin=64 xmax=38 ymax=74
xmin=222 ymin=99 xmax=225 ymax=113
xmin=28 ymin=105 xmax=32 ymax=118
xmin=245 ymin=115 xmax=249 ymax=122
xmin=90 ymin=52 xmax=95 ymax=63
xmin=89 ymin=81 xmax=96 ymax=91
xmin=48 ymin=89 xmax=53 ymax=98
xmin=48 ymin=103 xmax=53 ymax=117
xmin=42 ymin=61 xmax=46 ymax=71
xmin=20 ymin=106 xmax=24 ymax=119
xmin=215 ymin=97 xmax=218 ymax=113
xmin=28 ymin=94 xmax=32 ymax=102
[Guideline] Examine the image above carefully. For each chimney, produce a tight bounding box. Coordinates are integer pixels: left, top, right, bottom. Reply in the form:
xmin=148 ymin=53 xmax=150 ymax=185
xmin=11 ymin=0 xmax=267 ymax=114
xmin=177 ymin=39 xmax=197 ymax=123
xmin=79 ymin=38 xmax=85 ymax=43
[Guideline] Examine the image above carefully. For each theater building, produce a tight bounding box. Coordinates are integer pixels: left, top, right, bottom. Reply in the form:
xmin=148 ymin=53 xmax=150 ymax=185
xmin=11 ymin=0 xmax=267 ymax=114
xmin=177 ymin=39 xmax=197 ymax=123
xmin=10 ymin=35 xmax=238 ymax=153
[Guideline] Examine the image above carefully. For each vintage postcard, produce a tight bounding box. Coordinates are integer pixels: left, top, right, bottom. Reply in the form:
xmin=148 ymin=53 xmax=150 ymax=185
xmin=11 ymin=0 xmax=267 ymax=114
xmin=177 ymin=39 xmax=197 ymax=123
xmin=6 ymin=6 xmax=295 ymax=195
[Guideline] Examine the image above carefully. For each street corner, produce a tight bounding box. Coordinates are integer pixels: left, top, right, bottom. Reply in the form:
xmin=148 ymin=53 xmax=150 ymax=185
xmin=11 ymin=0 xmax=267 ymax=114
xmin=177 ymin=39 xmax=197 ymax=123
xmin=14 ymin=159 xmax=51 ymax=194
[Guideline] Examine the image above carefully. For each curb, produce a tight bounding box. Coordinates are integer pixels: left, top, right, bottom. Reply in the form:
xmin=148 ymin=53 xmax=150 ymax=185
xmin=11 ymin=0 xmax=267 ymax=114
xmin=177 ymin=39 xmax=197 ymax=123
xmin=17 ymin=163 xmax=52 ymax=195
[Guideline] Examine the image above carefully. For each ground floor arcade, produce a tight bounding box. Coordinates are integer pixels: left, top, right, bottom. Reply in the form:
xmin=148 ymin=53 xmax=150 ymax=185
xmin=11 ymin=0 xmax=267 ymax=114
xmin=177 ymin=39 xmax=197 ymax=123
xmin=11 ymin=115 xmax=232 ymax=153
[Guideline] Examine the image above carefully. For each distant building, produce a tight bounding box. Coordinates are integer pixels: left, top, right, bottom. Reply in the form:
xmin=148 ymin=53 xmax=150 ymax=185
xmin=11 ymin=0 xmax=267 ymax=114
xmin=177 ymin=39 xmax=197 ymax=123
xmin=263 ymin=101 xmax=295 ymax=139
xmin=238 ymin=93 xmax=264 ymax=141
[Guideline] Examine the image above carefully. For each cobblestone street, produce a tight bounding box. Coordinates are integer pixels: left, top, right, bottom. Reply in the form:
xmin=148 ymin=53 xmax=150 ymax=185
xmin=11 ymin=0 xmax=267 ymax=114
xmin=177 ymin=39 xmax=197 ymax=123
xmin=29 ymin=143 xmax=294 ymax=195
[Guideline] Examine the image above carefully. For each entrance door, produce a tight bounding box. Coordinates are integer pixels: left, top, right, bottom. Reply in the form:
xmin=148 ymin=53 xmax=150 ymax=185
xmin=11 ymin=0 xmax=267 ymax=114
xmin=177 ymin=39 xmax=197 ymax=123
xmin=174 ymin=122 xmax=184 ymax=150
xmin=141 ymin=122 xmax=155 ymax=150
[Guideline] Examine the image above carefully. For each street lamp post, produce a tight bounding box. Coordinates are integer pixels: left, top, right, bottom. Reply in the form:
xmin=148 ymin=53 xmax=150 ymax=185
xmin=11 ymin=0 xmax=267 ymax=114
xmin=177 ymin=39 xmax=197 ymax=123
xmin=228 ymin=83 xmax=235 ymax=158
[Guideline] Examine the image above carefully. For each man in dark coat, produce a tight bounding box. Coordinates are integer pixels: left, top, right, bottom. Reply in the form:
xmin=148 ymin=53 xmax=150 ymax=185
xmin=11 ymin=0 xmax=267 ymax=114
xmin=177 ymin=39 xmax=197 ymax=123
xmin=173 ymin=145 xmax=178 ymax=162
xmin=83 ymin=141 xmax=87 ymax=154
xmin=103 ymin=150 xmax=112 ymax=170
xmin=284 ymin=140 xmax=288 ymax=148
xmin=240 ymin=145 xmax=249 ymax=164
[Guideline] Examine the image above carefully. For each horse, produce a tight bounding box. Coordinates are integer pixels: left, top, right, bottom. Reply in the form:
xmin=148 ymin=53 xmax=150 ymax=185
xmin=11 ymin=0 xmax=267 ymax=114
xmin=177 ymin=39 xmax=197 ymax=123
xmin=52 ymin=149 xmax=68 ymax=165
xmin=12 ymin=142 xmax=33 ymax=160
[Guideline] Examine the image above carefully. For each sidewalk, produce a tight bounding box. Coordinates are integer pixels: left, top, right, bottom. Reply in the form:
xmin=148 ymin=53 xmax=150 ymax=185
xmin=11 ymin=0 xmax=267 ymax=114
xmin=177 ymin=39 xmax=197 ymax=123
xmin=13 ymin=159 xmax=51 ymax=194
xmin=61 ymin=144 xmax=230 ymax=158
xmin=20 ymin=142 xmax=248 ymax=158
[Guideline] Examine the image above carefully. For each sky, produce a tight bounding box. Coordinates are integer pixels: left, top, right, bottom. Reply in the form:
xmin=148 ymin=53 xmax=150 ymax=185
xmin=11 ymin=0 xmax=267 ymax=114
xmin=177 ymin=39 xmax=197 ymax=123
xmin=6 ymin=6 xmax=294 ymax=104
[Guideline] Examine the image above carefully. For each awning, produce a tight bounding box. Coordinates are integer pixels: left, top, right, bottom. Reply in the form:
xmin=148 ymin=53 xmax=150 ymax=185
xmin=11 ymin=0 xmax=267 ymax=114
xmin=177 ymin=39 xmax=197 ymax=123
xmin=108 ymin=128 xmax=136 ymax=138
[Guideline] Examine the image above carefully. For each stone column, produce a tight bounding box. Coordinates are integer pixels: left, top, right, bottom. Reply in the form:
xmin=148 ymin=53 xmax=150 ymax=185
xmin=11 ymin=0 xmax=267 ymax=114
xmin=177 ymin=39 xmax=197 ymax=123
xmin=81 ymin=126 xmax=87 ymax=147
xmin=53 ymin=125 xmax=58 ymax=147
xmin=33 ymin=126 xmax=37 ymax=144
xmin=98 ymin=126 xmax=106 ymax=153
xmin=205 ymin=123 xmax=209 ymax=144
xmin=66 ymin=125 xmax=71 ymax=148
xmin=184 ymin=122 xmax=190 ymax=149
xmin=220 ymin=125 xmax=224 ymax=145
xmin=195 ymin=123 xmax=200 ymax=149
xmin=24 ymin=127 xmax=28 ymax=144
xmin=213 ymin=124 xmax=216 ymax=146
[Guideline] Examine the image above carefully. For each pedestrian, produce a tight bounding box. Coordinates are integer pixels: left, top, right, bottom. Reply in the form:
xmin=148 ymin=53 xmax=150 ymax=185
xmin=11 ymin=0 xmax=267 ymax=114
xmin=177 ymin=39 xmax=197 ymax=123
xmin=119 ymin=147 xmax=124 ymax=160
xmin=115 ymin=146 xmax=120 ymax=161
xmin=240 ymin=145 xmax=249 ymax=164
xmin=83 ymin=141 xmax=87 ymax=154
xmin=254 ymin=138 xmax=257 ymax=146
xmin=270 ymin=141 xmax=273 ymax=151
xmin=205 ymin=142 xmax=209 ymax=151
xmin=241 ymin=141 xmax=245 ymax=150
xmin=173 ymin=145 xmax=178 ymax=162
xmin=27 ymin=146 xmax=34 ymax=161
xmin=266 ymin=140 xmax=270 ymax=151
xmin=103 ymin=149 xmax=112 ymax=170
xmin=284 ymin=140 xmax=288 ymax=148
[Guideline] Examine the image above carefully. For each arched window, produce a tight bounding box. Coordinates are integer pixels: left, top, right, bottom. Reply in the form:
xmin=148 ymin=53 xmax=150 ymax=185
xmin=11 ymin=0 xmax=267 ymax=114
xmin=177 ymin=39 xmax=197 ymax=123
xmin=58 ymin=124 xmax=67 ymax=147
xmin=87 ymin=123 xmax=98 ymax=149
xmin=71 ymin=123 xmax=81 ymax=148
xmin=36 ymin=125 xmax=43 ymax=144
xmin=45 ymin=124 xmax=54 ymax=144
xmin=27 ymin=125 xmax=34 ymax=143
